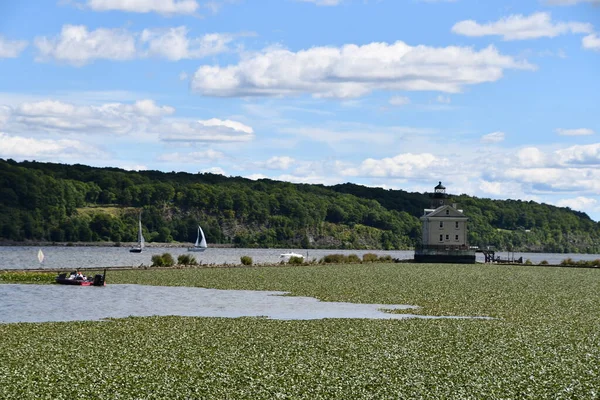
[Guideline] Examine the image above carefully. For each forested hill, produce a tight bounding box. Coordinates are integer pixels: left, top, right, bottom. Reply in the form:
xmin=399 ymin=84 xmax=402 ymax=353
xmin=1 ymin=159 xmax=599 ymax=253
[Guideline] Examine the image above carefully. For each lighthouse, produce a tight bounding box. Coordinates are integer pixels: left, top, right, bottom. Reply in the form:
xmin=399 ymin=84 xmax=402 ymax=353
xmin=414 ymin=182 xmax=476 ymax=263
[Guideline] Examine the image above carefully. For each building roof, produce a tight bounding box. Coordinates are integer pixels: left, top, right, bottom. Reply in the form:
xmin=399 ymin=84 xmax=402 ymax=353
xmin=420 ymin=205 xmax=467 ymax=220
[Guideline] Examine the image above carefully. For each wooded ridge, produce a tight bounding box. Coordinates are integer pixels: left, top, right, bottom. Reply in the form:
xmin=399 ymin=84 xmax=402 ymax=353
xmin=1 ymin=159 xmax=599 ymax=253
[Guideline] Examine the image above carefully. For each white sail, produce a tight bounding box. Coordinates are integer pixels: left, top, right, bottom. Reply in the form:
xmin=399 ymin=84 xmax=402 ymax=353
xmin=197 ymin=225 xmax=207 ymax=248
xmin=37 ymin=249 xmax=45 ymax=263
xmin=188 ymin=224 xmax=208 ymax=252
xmin=138 ymin=215 xmax=145 ymax=249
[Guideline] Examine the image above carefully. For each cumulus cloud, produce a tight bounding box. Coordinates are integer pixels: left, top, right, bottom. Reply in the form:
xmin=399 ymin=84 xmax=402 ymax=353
xmin=3 ymin=99 xmax=173 ymax=135
xmin=452 ymin=12 xmax=593 ymax=40
xmin=340 ymin=153 xmax=444 ymax=178
xmin=34 ymin=25 xmax=136 ymax=66
xmin=84 ymin=0 xmax=199 ymax=15
xmin=158 ymin=118 xmax=254 ymax=143
xmin=555 ymin=143 xmax=600 ymax=165
xmin=0 ymin=132 xmax=104 ymax=159
xmin=481 ymin=131 xmax=505 ymax=143
xmin=34 ymin=25 xmax=245 ymax=65
xmin=191 ymin=41 xmax=534 ymax=98
xmin=582 ymin=34 xmax=600 ymax=51
xmin=0 ymin=36 xmax=28 ymax=58
xmin=140 ymin=27 xmax=240 ymax=60
xmin=556 ymin=128 xmax=594 ymax=136
xmin=517 ymin=147 xmax=547 ymax=167
xmin=158 ymin=149 xmax=226 ymax=163
xmin=256 ymin=156 xmax=296 ymax=170
xmin=556 ymin=196 xmax=599 ymax=212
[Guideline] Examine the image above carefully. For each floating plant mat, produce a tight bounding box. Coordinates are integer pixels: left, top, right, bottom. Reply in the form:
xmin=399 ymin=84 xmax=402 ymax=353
xmin=0 ymin=284 xmax=492 ymax=323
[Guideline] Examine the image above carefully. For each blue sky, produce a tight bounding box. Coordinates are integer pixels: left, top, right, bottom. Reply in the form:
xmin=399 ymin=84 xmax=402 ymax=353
xmin=1 ymin=0 xmax=599 ymax=220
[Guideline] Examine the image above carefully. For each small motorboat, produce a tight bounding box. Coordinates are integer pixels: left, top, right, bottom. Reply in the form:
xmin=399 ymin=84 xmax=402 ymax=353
xmin=55 ymin=270 xmax=106 ymax=286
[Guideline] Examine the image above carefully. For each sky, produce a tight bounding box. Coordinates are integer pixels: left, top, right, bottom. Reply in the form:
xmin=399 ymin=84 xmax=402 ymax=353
xmin=0 ymin=0 xmax=599 ymax=220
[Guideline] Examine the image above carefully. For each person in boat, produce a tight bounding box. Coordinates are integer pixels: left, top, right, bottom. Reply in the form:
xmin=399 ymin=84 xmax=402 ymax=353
xmin=74 ymin=271 xmax=86 ymax=280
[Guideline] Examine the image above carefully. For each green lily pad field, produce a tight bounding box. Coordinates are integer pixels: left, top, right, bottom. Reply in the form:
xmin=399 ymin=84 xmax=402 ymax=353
xmin=1 ymin=263 xmax=599 ymax=399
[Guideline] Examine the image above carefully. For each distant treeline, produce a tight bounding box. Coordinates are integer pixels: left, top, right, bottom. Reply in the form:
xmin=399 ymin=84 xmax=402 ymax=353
xmin=1 ymin=159 xmax=599 ymax=253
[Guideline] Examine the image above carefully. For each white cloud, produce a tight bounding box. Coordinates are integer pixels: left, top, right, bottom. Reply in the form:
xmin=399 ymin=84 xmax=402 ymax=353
xmin=556 ymin=128 xmax=594 ymax=136
xmin=436 ymin=95 xmax=451 ymax=104
xmin=34 ymin=25 xmax=136 ymax=66
xmin=0 ymin=36 xmax=28 ymax=58
xmin=582 ymin=34 xmax=600 ymax=51
xmin=555 ymin=143 xmax=600 ymax=165
xmin=158 ymin=149 xmax=226 ymax=163
xmin=35 ymin=25 xmax=244 ymax=65
xmin=191 ymin=41 xmax=534 ymax=98
xmin=85 ymin=0 xmax=199 ymax=15
xmin=556 ymin=197 xmax=599 ymax=212
xmin=3 ymin=99 xmax=173 ymax=135
xmin=389 ymin=96 xmax=411 ymax=106
xmin=452 ymin=12 xmax=593 ymax=40
xmin=517 ymin=147 xmax=547 ymax=167
xmin=257 ymin=156 xmax=296 ymax=170
xmin=140 ymin=27 xmax=237 ymax=60
xmin=0 ymin=132 xmax=104 ymax=159
xmin=340 ymin=153 xmax=444 ymax=178
xmin=481 ymin=131 xmax=505 ymax=143
xmin=296 ymin=0 xmax=343 ymax=5
xmin=158 ymin=118 xmax=254 ymax=142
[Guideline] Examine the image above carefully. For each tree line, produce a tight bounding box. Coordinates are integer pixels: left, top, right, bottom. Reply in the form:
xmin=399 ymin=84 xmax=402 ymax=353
xmin=1 ymin=159 xmax=599 ymax=253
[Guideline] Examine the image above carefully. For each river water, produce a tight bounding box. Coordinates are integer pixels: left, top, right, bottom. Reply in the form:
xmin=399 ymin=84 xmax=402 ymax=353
xmin=0 ymin=284 xmax=493 ymax=323
xmin=1 ymin=246 xmax=599 ymax=270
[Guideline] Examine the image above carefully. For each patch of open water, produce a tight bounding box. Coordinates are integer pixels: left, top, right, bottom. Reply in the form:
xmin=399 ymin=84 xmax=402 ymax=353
xmin=0 ymin=284 xmax=491 ymax=323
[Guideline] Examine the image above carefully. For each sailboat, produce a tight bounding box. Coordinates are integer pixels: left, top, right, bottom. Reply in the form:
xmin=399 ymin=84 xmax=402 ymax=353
xmin=188 ymin=225 xmax=208 ymax=252
xmin=129 ymin=213 xmax=145 ymax=253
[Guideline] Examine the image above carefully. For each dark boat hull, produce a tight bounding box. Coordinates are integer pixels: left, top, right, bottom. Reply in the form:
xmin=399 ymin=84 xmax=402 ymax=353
xmin=55 ymin=277 xmax=94 ymax=286
xmin=55 ymin=272 xmax=106 ymax=286
xmin=129 ymin=248 xmax=142 ymax=253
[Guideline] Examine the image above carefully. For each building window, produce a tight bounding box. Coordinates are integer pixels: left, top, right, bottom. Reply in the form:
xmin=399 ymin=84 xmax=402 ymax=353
xmin=439 ymin=234 xmax=443 ymax=242
xmin=455 ymin=235 xmax=459 ymax=241
xmin=455 ymin=221 xmax=459 ymax=229
xmin=445 ymin=209 xmax=449 ymax=215
xmin=446 ymin=235 xmax=449 ymax=240
xmin=439 ymin=221 xmax=443 ymax=228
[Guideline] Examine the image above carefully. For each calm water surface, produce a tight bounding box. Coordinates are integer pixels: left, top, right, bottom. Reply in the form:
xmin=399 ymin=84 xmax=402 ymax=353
xmin=0 ymin=246 xmax=598 ymax=270
xmin=0 ymin=284 xmax=491 ymax=323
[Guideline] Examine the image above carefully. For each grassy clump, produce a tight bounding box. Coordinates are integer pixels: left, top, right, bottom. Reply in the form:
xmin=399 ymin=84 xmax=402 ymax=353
xmin=560 ymin=258 xmax=600 ymax=268
xmin=151 ymin=253 xmax=175 ymax=267
xmin=362 ymin=253 xmax=378 ymax=262
xmin=240 ymin=256 xmax=253 ymax=266
xmin=320 ymin=254 xmax=362 ymax=264
xmin=0 ymin=271 xmax=55 ymax=284
xmin=177 ymin=254 xmax=198 ymax=266
xmin=287 ymin=256 xmax=304 ymax=265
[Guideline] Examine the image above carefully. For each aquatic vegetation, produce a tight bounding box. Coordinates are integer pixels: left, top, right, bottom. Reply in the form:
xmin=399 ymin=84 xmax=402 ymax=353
xmin=177 ymin=254 xmax=198 ymax=266
xmin=0 ymin=271 xmax=54 ymax=284
xmin=151 ymin=253 xmax=175 ymax=267
xmin=241 ymin=255 xmax=253 ymax=265
xmin=1 ymin=263 xmax=599 ymax=398
xmin=287 ymin=256 xmax=304 ymax=265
